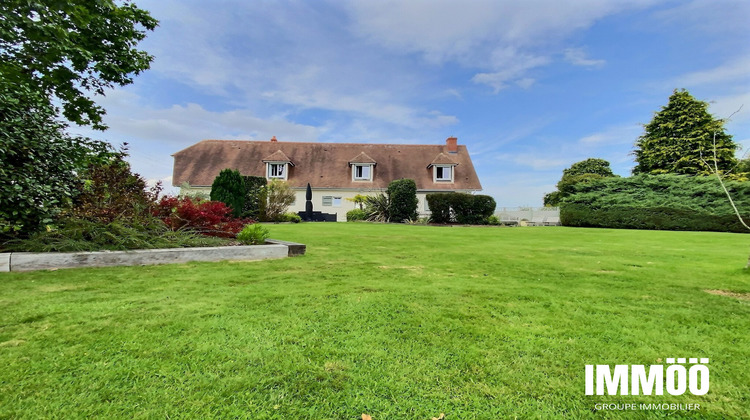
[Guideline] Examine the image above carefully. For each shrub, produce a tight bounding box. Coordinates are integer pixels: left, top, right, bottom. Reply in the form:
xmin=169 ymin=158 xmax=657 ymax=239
xmin=487 ymin=215 xmax=501 ymax=225
xmin=237 ymin=224 xmax=270 ymax=245
xmin=426 ymin=193 xmax=453 ymax=224
xmin=154 ymin=196 xmax=252 ymax=238
xmin=454 ymin=194 xmax=496 ymax=224
xmin=387 ymin=178 xmax=418 ymax=222
xmin=346 ymin=209 xmax=366 ymax=222
xmin=560 ymin=174 xmax=750 ymax=232
xmin=242 ymin=176 xmax=267 ymax=219
xmin=426 ymin=193 xmax=496 ymax=224
xmin=265 ymin=179 xmax=296 ymax=222
xmin=280 ymin=212 xmax=302 ymax=223
xmin=210 ymin=169 xmax=245 ymax=218
xmin=364 ymin=193 xmax=390 ymax=222
xmin=3 ymin=217 xmax=228 ymax=252
xmin=69 ymin=152 xmax=160 ymax=224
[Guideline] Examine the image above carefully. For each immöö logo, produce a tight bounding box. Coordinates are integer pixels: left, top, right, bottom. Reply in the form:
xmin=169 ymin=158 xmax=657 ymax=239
xmin=585 ymin=358 xmax=709 ymax=396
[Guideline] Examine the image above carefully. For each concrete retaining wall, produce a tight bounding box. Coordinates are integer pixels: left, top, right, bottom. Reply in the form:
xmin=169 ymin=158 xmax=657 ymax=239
xmin=0 ymin=240 xmax=305 ymax=272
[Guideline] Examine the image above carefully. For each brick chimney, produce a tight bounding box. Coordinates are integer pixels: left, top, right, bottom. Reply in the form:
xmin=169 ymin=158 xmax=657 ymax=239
xmin=270 ymin=136 xmax=277 ymax=142
xmin=446 ymin=136 xmax=458 ymax=153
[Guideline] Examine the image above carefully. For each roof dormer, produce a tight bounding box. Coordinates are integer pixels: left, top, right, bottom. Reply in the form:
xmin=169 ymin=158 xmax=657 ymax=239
xmin=428 ymin=153 xmax=458 ymax=183
xmin=262 ymin=150 xmax=294 ymax=180
xmin=348 ymin=152 xmax=376 ymax=182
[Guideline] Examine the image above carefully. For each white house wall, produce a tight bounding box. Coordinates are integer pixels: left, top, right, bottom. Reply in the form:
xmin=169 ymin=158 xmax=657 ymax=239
xmin=178 ymin=186 xmax=474 ymax=222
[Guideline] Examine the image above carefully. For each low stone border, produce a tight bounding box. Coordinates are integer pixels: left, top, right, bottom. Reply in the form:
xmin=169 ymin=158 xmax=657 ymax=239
xmin=0 ymin=239 xmax=306 ymax=272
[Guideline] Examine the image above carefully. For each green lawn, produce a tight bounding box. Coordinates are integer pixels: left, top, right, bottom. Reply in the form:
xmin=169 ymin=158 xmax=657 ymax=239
xmin=1 ymin=224 xmax=749 ymax=419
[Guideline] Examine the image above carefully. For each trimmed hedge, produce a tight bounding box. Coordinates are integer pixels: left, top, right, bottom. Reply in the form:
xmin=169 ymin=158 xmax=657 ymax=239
xmin=426 ymin=193 xmax=497 ymax=224
xmin=560 ymin=174 xmax=750 ymax=233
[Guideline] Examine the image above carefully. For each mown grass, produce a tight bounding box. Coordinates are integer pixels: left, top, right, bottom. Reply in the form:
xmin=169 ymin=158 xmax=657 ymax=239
xmin=1 ymin=224 xmax=749 ymax=419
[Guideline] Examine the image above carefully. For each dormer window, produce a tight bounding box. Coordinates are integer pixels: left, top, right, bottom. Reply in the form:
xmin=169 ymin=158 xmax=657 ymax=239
xmin=348 ymin=152 xmax=376 ymax=182
xmin=267 ymin=162 xmax=287 ymax=179
xmin=435 ymin=165 xmax=452 ymax=182
xmin=262 ymin=149 xmax=294 ymax=181
xmin=428 ymin=152 xmax=457 ymax=183
xmin=352 ymin=164 xmax=373 ymax=181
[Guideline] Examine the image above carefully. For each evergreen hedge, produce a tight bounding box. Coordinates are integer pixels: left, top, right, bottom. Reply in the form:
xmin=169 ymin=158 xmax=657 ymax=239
xmin=560 ymin=174 xmax=750 ymax=233
xmin=210 ymin=169 xmax=245 ymax=218
xmin=426 ymin=193 xmax=497 ymax=224
xmin=387 ymin=179 xmax=418 ymax=223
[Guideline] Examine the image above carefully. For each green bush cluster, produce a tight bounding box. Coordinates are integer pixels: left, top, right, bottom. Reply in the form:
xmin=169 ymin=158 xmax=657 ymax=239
xmin=280 ymin=213 xmax=301 ymax=223
xmin=2 ymin=218 xmax=227 ymax=252
xmin=210 ymin=169 xmax=246 ymax=218
xmin=237 ymin=224 xmax=270 ymax=245
xmin=346 ymin=209 xmax=367 ymax=222
xmin=560 ymin=174 xmax=750 ymax=232
xmin=387 ymin=179 xmax=419 ymax=223
xmin=426 ymin=193 xmax=497 ymax=224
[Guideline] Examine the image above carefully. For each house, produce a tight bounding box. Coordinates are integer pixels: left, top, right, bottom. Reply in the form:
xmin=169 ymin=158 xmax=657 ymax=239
xmin=172 ymin=136 xmax=482 ymax=221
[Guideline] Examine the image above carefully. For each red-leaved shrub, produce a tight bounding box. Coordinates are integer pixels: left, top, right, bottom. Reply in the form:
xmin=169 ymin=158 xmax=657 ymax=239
xmin=154 ymin=196 xmax=253 ymax=238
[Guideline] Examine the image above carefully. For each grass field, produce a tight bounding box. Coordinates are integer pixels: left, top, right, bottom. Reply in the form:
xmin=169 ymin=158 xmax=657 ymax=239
xmin=1 ymin=224 xmax=749 ymax=419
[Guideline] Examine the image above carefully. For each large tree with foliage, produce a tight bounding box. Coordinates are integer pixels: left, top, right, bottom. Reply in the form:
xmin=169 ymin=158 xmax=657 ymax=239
xmin=0 ymin=0 xmax=158 ymax=129
xmin=210 ymin=169 xmax=246 ymax=218
xmin=387 ymin=179 xmax=418 ymax=222
xmin=544 ymin=158 xmax=615 ymax=206
xmin=0 ymin=81 xmax=112 ymax=234
xmin=633 ymin=89 xmax=738 ymax=176
xmin=0 ymin=1 xmax=157 ymax=236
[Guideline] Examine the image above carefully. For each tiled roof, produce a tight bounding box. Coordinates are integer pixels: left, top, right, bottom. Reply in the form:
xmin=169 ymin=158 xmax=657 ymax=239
xmin=172 ymin=139 xmax=482 ymax=191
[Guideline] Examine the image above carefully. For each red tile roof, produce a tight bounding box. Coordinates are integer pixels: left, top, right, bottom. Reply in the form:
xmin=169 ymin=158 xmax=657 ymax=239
xmin=172 ymin=139 xmax=482 ymax=191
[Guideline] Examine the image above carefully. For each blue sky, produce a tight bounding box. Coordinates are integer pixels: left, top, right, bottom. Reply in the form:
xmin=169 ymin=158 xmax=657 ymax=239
xmin=74 ymin=0 xmax=750 ymax=206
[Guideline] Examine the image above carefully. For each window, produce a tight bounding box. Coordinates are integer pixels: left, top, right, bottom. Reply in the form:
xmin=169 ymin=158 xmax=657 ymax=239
xmin=322 ymin=196 xmax=342 ymax=207
xmin=435 ymin=165 xmax=453 ymax=182
xmin=267 ymin=163 xmax=287 ymax=179
xmin=353 ymin=164 xmax=372 ymax=181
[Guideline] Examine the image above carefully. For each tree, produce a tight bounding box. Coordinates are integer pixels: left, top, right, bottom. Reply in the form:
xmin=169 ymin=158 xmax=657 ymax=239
xmin=544 ymin=158 xmax=615 ymax=206
xmin=210 ymin=169 xmax=246 ymax=218
xmin=242 ymin=176 xmax=267 ymax=219
xmin=264 ymin=180 xmax=296 ymax=222
xmin=0 ymin=80 xmax=111 ymax=235
xmin=0 ymin=1 xmax=158 ymax=130
xmin=633 ymin=89 xmax=738 ymax=176
xmin=0 ymin=1 xmax=157 ymax=236
xmin=387 ymin=179 xmax=418 ymax=222
xmin=346 ymin=194 xmax=368 ymax=210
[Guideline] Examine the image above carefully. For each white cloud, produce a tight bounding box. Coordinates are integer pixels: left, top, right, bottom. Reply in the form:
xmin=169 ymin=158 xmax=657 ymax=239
xmin=564 ymin=48 xmax=605 ymax=68
xmin=578 ymin=124 xmax=643 ymax=146
xmin=495 ymin=153 xmax=567 ymax=171
xmin=709 ymin=92 xmax=750 ymax=123
xmin=471 ymin=50 xmax=549 ymax=92
xmin=673 ymin=57 xmax=750 ymax=88
xmin=86 ymin=90 xmax=322 ymax=146
xmin=346 ymin=0 xmax=653 ymax=91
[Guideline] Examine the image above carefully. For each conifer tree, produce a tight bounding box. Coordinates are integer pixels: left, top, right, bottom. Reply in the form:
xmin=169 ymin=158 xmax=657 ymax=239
xmin=633 ymin=89 xmax=737 ymax=175
xmin=210 ymin=169 xmax=245 ymax=218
